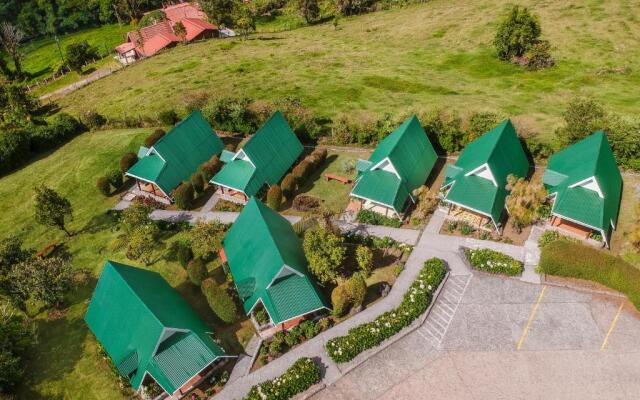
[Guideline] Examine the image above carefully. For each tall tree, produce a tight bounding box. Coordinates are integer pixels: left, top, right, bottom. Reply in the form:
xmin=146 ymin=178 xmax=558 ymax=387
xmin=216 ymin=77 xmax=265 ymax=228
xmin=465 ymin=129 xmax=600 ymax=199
xmin=0 ymin=22 xmax=24 ymax=78
xmin=189 ymin=220 xmax=225 ymax=260
xmin=505 ymin=175 xmax=548 ymax=233
xmin=493 ymin=5 xmax=541 ymax=60
xmin=0 ymin=236 xmax=33 ymax=292
xmin=302 ymin=226 xmax=346 ymax=283
xmin=200 ymin=0 xmax=235 ymax=27
xmin=33 ymin=185 xmax=74 ymax=236
xmin=234 ymin=4 xmax=255 ymax=38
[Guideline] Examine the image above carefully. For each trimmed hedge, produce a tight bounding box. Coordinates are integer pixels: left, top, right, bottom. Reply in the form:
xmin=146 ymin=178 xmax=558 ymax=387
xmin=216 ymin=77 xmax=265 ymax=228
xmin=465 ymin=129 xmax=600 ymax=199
xmin=106 ymin=169 xmax=123 ymax=189
xmin=96 ymin=176 xmax=110 ymax=196
xmin=266 ymin=184 xmax=282 ymax=210
xmin=244 ymin=357 xmax=321 ymax=400
xmin=201 ymin=278 xmax=237 ymax=324
xmin=187 ymin=258 xmax=208 ymax=286
xmin=539 ymin=240 xmax=640 ymax=310
xmin=281 ymin=173 xmax=296 ymax=199
xmin=119 ymin=152 xmax=138 ymax=173
xmin=143 ymin=129 xmax=166 ymax=147
xmin=464 ymin=248 xmax=523 ymax=276
xmin=326 ymin=258 xmax=446 ymax=363
xmin=174 ymin=182 xmax=195 ymax=210
xmin=357 ymin=209 xmax=402 ymax=228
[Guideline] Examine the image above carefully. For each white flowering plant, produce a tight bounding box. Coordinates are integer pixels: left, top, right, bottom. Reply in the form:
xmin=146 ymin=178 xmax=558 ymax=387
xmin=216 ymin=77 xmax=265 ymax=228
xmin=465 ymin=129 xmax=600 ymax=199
xmin=326 ymin=258 xmax=446 ymax=363
xmin=243 ymin=357 xmax=321 ymax=400
xmin=464 ymin=248 xmax=523 ymax=276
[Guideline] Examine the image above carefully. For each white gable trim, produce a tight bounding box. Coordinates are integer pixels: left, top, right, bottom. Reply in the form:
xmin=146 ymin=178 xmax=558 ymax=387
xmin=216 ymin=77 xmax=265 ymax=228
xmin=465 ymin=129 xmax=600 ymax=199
xmin=151 ymin=327 xmax=190 ymax=357
xmin=569 ymin=176 xmax=604 ymax=198
xmin=147 ymin=147 xmax=166 ymax=163
xmin=465 ymin=163 xmax=497 ymax=187
xmin=371 ymin=157 xmax=401 ymax=180
xmin=265 ymin=265 xmax=304 ymax=289
xmin=232 ymin=149 xmax=256 ymax=168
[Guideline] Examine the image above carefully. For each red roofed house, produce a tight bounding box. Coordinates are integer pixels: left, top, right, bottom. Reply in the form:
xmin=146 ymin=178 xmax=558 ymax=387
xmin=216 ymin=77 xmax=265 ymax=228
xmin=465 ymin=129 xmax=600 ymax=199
xmin=115 ymin=2 xmax=218 ymax=64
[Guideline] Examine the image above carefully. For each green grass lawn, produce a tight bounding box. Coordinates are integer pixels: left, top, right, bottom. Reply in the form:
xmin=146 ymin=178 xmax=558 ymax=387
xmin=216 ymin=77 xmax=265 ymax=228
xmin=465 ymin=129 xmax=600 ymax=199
xmin=0 ymin=128 xmax=254 ymax=399
xmin=14 ymin=24 xmax=129 ymax=83
xmin=283 ymin=149 xmax=371 ymax=215
xmin=57 ymin=0 xmax=640 ymax=141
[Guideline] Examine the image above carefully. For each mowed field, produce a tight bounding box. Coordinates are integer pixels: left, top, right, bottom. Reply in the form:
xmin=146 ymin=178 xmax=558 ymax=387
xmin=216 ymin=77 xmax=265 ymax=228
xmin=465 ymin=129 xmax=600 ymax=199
xmin=58 ymin=0 xmax=640 ymax=140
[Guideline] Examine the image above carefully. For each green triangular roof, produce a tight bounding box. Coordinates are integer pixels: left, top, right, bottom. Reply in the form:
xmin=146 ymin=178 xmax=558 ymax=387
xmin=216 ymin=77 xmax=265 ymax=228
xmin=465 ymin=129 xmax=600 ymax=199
xmin=222 ymin=198 xmax=328 ymax=324
xmin=442 ymin=120 xmax=530 ymax=225
xmin=351 ymin=115 xmax=438 ymax=213
xmin=210 ymin=112 xmax=303 ymax=197
xmin=126 ymin=111 xmax=224 ymax=196
xmin=543 ymin=130 xmax=622 ymax=238
xmin=85 ymin=261 xmax=227 ymax=394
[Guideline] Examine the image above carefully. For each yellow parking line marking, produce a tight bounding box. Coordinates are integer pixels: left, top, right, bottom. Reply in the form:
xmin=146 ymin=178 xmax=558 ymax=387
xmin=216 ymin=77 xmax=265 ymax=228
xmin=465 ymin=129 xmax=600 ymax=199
xmin=600 ymin=302 xmax=624 ymax=351
xmin=517 ymin=285 xmax=547 ymax=350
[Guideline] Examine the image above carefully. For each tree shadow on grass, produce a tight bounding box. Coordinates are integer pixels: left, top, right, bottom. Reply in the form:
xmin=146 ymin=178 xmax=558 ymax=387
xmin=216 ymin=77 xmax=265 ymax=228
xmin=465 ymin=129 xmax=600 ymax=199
xmin=18 ymin=316 xmax=88 ymax=400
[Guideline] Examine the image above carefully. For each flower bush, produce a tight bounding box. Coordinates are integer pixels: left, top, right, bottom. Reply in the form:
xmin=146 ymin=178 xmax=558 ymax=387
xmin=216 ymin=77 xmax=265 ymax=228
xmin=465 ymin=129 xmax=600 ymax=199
xmin=244 ymin=357 xmax=321 ymax=400
xmin=326 ymin=258 xmax=446 ymax=363
xmin=464 ymin=248 xmax=523 ymax=276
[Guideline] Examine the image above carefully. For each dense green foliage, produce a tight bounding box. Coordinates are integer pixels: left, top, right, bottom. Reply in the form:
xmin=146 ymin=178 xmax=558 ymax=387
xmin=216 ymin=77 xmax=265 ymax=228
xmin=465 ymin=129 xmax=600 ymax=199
xmin=191 ymin=171 xmax=205 ymax=194
xmin=464 ymin=248 xmax=523 ymax=276
xmin=266 ymin=184 xmax=282 ymax=210
xmin=119 ymin=152 xmax=138 ymax=173
xmin=326 ymin=258 xmax=446 ymax=362
xmin=187 ymin=258 xmax=208 ymax=286
xmin=355 ymin=245 xmax=373 ymax=275
xmin=244 ymin=357 xmax=321 ymax=400
xmin=201 ymin=278 xmax=237 ymax=323
xmin=539 ymin=240 xmax=640 ymax=310
xmin=494 ymin=6 xmax=541 ymax=60
xmin=0 ymin=305 xmax=35 ymax=394
xmin=9 ymin=256 xmax=74 ymax=308
xmin=303 ymin=226 xmax=346 ymax=283
xmin=65 ymin=40 xmax=99 ymax=73
xmin=174 ymin=181 xmax=195 ymax=210
xmin=96 ymin=176 xmax=110 ymax=196
xmin=0 ymin=236 xmax=33 ymax=292
xmin=281 ymin=173 xmax=296 ymax=199
xmin=357 ymin=209 xmax=402 ymax=228
xmin=189 ymin=220 xmax=225 ymax=260
xmin=143 ymin=128 xmax=165 ymax=147
xmin=139 ymin=9 xmax=166 ymax=28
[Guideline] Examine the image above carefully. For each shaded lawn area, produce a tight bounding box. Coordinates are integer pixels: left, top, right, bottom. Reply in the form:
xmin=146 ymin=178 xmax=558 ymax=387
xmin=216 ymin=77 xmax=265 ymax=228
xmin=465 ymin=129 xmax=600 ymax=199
xmin=283 ymin=149 xmax=371 ymax=215
xmin=0 ymin=128 xmax=252 ymax=399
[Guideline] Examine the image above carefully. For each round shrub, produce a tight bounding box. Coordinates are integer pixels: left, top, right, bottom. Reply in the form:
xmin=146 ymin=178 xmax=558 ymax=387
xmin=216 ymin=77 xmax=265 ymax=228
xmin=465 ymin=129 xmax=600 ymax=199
xmin=83 ymin=110 xmax=106 ymax=130
xmin=119 ymin=152 xmax=138 ymax=173
xmin=201 ymin=278 xmax=237 ymax=324
xmin=266 ymin=184 xmax=282 ymax=210
xmin=187 ymin=258 xmax=208 ymax=286
xmin=174 ymin=182 xmax=195 ymax=210
xmin=331 ymin=284 xmax=348 ymax=317
xmin=355 ymin=246 xmax=373 ymax=275
xmin=158 ymin=110 xmax=179 ymax=126
xmin=106 ymin=169 xmax=123 ymax=189
xmin=344 ymin=272 xmax=367 ymax=308
xmin=311 ymin=147 xmax=327 ymax=164
xmin=143 ymin=129 xmax=166 ymax=148
xmin=281 ymin=173 xmax=296 ymax=199
xmin=96 ymin=176 xmax=110 ymax=196
xmin=292 ymin=160 xmax=311 ymax=182
xmin=191 ymin=172 xmax=205 ymax=194
xmin=494 ymin=5 xmax=541 ymax=60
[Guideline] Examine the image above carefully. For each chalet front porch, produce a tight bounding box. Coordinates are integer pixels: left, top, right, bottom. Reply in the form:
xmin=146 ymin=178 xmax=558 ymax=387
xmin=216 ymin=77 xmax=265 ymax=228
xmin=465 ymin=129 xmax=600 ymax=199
xmin=547 ymin=216 xmax=604 ymax=247
xmin=250 ymin=302 xmax=324 ymax=339
xmin=215 ymin=187 xmax=248 ymax=204
xmin=445 ymin=204 xmax=494 ymax=232
xmin=349 ymin=197 xmax=402 ymax=220
xmin=123 ymin=185 xmax=171 ymax=205
xmin=134 ymin=180 xmax=171 ymax=203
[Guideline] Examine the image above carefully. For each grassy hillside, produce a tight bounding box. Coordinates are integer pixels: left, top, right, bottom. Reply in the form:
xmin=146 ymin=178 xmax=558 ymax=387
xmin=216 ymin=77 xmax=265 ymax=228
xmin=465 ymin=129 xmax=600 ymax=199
xmin=18 ymin=24 xmax=129 ymax=81
xmin=58 ymin=0 xmax=640 ymax=139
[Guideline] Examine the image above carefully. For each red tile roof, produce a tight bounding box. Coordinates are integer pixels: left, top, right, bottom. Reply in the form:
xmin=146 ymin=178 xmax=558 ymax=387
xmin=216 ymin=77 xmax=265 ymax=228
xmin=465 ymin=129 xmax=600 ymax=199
xmin=182 ymin=18 xmax=218 ymax=41
xmin=163 ymin=3 xmax=206 ymax=23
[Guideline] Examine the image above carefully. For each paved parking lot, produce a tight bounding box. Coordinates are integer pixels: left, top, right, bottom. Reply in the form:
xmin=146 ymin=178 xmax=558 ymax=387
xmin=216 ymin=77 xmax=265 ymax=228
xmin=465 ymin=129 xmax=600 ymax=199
xmin=314 ymin=273 xmax=640 ymax=400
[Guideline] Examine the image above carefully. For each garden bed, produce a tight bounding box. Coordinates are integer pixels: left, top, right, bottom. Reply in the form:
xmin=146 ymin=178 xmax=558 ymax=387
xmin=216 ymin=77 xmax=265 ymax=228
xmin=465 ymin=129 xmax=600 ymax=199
xmin=439 ymin=218 xmax=531 ymax=245
xmin=326 ymin=258 xmax=447 ymax=363
xmin=462 ymin=247 xmax=523 ymax=276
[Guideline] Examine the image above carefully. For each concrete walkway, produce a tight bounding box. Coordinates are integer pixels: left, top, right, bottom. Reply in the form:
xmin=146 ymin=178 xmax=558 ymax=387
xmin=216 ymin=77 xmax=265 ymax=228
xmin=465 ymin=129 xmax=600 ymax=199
xmin=149 ymin=209 xmax=303 ymax=225
xmin=335 ymin=220 xmax=421 ymax=246
xmin=213 ymin=211 xmax=546 ymax=399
